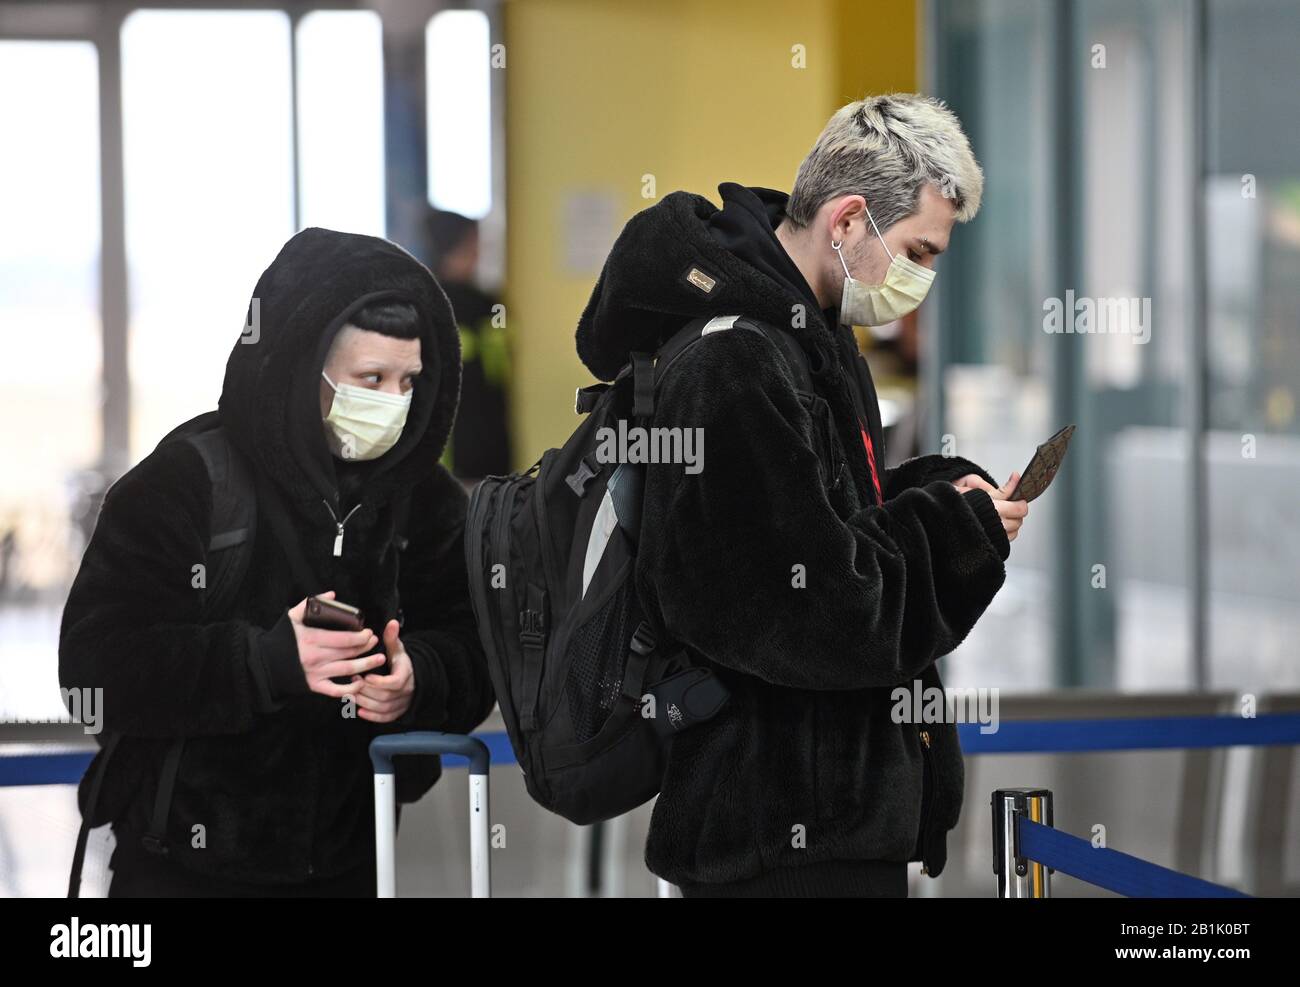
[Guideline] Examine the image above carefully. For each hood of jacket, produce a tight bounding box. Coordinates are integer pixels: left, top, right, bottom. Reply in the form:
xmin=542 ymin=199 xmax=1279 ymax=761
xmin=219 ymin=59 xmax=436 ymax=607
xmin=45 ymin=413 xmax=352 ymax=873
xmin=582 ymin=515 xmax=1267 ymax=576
xmin=576 ymin=182 xmax=844 ymax=383
xmin=575 ymin=182 xmax=884 ymax=504
xmin=218 ymin=227 xmax=461 ymax=510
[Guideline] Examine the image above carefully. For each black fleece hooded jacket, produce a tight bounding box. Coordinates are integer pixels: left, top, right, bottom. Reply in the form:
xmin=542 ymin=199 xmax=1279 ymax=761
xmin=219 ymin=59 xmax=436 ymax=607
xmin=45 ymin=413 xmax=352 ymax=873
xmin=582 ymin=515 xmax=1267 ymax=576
xmin=59 ymin=228 xmax=494 ymax=885
xmin=576 ymin=184 xmax=1010 ymax=895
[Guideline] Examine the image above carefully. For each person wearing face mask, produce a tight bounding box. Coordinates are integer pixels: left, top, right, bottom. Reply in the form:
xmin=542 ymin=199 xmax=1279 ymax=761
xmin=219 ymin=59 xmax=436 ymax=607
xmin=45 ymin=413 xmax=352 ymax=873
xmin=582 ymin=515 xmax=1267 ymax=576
xmin=574 ymin=93 xmax=1027 ymax=897
xmin=60 ymin=228 xmax=494 ymax=896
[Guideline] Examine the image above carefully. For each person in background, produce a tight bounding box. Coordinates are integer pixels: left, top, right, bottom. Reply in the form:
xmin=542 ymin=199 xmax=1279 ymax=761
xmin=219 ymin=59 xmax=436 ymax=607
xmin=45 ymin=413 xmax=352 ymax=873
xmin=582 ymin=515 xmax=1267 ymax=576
xmin=425 ymin=208 xmax=513 ymax=480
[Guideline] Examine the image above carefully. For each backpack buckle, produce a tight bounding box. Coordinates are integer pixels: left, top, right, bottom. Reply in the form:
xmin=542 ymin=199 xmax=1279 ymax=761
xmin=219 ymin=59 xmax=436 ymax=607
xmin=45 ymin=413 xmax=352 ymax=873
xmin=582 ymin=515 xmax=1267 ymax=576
xmin=629 ymin=621 xmax=656 ymax=657
xmin=565 ymin=455 xmax=599 ymax=496
xmin=140 ymin=834 xmax=169 ymax=856
xmin=575 ymin=384 xmax=609 ymax=415
xmin=519 ymin=607 xmax=546 ymax=648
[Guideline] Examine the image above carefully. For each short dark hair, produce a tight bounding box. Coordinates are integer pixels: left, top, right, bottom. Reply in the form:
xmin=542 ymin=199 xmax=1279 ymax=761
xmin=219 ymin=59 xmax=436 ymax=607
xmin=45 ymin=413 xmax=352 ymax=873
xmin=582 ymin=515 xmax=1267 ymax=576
xmin=348 ymin=300 xmax=422 ymax=339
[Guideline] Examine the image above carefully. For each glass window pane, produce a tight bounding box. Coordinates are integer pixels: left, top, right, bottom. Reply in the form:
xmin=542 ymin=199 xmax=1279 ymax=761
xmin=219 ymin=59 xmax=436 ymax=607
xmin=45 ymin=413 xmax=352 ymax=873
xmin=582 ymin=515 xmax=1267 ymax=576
xmin=122 ymin=10 xmax=294 ymax=458
xmin=1205 ymin=0 xmax=1300 ymax=691
xmin=932 ymin=0 xmax=1058 ymax=692
xmin=934 ymin=0 xmax=1202 ymax=691
xmin=426 ymin=9 xmax=492 ymax=218
xmin=1079 ymin=0 xmax=1195 ymax=690
xmin=0 ymin=41 xmax=101 ymax=721
xmin=297 ymin=10 xmax=386 ymax=236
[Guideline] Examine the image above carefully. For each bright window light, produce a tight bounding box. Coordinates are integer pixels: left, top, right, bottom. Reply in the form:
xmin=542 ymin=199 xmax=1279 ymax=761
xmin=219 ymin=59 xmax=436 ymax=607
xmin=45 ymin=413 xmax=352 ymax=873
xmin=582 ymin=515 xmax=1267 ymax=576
xmin=297 ymin=10 xmax=386 ymax=236
xmin=426 ymin=10 xmax=492 ymax=218
xmin=0 ymin=40 xmax=101 ymax=561
xmin=121 ymin=10 xmax=294 ymax=457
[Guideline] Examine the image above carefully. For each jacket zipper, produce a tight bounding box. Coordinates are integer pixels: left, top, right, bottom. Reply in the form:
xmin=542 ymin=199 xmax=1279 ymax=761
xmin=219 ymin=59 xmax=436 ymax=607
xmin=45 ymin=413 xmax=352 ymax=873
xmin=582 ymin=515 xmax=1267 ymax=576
xmin=322 ymin=498 xmax=363 ymax=557
xmin=918 ymin=728 xmax=934 ymax=875
xmin=313 ymin=496 xmax=359 ymax=879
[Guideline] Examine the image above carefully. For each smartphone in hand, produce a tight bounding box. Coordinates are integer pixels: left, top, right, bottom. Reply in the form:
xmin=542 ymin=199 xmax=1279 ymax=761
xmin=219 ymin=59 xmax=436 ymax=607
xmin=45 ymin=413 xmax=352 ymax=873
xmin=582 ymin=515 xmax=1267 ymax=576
xmin=304 ymin=596 xmax=364 ymax=631
xmin=303 ymin=596 xmax=390 ymax=680
xmin=1006 ymin=424 xmax=1076 ymax=502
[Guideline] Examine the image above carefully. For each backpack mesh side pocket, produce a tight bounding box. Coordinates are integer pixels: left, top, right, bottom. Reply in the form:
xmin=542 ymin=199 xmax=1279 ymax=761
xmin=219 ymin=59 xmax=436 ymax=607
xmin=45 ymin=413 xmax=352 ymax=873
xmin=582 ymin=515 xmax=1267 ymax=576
xmin=564 ymin=579 xmax=643 ymax=744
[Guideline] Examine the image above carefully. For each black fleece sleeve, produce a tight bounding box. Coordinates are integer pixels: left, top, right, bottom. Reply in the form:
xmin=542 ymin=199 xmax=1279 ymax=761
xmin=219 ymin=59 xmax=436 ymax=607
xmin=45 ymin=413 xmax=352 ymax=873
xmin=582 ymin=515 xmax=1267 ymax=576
xmin=885 ymin=455 xmax=1012 ymax=560
xmin=384 ymin=466 xmax=495 ymax=735
xmin=637 ymin=328 xmax=1009 ymax=692
xmin=883 ymin=452 xmax=999 ymax=501
xmin=59 ymin=440 xmax=292 ymax=737
xmin=245 ymin=611 xmax=309 ymax=711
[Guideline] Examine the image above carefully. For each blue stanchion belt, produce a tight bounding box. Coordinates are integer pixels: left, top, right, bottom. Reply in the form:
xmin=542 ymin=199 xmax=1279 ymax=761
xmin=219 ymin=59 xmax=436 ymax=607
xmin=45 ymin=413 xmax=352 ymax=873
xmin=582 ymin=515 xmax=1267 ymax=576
xmin=5 ymin=712 xmax=1300 ymax=787
xmin=958 ymin=711 xmax=1300 ymax=754
xmin=0 ymin=733 xmax=521 ymax=787
xmin=13 ymin=713 xmax=1292 ymax=899
xmin=0 ymin=748 xmax=98 ymax=787
xmin=1017 ymin=817 xmax=1249 ymax=898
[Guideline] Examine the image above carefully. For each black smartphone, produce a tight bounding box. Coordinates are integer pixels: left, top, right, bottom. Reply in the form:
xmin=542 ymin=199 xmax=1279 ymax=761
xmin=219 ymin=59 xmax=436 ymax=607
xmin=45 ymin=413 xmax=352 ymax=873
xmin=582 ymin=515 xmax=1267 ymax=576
xmin=1007 ymin=424 xmax=1076 ymax=502
xmin=302 ymin=596 xmax=389 ymax=681
xmin=303 ymin=596 xmax=364 ymax=632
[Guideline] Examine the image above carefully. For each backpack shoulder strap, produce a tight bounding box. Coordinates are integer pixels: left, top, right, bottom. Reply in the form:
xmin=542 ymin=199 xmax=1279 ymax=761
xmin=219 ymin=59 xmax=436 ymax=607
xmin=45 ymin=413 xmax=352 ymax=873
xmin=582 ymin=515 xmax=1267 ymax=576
xmin=183 ymin=427 xmax=257 ymax=620
xmin=67 ymin=732 xmax=121 ymax=898
xmin=94 ymin=426 xmax=255 ymax=884
xmin=729 ymin=315 xmax=814 ymax=396
xmin=143 ymin=428 xmax=256 ymax=866
xmin=632 ymin=314 xmax=815 ymax=419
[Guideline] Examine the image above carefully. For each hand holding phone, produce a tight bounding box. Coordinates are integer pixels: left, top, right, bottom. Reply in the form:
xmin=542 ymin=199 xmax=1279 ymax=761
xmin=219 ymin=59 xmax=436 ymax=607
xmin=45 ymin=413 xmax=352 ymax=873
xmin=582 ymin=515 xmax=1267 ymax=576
xmin=952 ymin=425 xmax=1074 ymax=547
xmin=302 ymin=594 xmax=392 ymax=684
xmin=304 ymin=594 xmax=364 ymax=632
xmin=289 ymin=592 xmax=384 ymax=696
xmin=353 ymin=619 xmax=417 ymax=725
xmin=954 ymin=472 xmax=1029 ymax=544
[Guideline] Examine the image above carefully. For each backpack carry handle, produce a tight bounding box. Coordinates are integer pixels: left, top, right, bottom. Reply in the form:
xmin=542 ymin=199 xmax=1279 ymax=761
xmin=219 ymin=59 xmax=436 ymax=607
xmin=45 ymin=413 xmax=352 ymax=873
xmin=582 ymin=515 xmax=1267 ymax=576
xmin=370 ymin=732 xmax=491 ymax=898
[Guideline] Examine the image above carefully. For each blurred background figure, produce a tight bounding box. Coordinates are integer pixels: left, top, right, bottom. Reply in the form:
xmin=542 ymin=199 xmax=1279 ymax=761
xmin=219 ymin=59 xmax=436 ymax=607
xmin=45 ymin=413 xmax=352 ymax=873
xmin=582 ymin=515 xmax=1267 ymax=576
xmin=424 ymin=207 xmax=513 ymax=481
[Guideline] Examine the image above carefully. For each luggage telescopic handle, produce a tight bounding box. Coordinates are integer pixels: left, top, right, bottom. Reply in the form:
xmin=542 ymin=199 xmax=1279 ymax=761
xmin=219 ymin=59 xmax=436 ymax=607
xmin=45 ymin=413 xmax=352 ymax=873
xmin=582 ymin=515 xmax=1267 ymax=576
xmin=370 ymin=731 xmax=491 ymax=775
xmin=370 ymin=732 xmax=491 ymax=898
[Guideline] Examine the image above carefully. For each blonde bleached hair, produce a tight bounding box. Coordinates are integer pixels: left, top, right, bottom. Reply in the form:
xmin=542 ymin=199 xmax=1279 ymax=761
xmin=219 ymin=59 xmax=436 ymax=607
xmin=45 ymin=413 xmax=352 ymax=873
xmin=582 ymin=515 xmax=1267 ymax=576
xmin=786 ymin=93 xmax=984 ymax=232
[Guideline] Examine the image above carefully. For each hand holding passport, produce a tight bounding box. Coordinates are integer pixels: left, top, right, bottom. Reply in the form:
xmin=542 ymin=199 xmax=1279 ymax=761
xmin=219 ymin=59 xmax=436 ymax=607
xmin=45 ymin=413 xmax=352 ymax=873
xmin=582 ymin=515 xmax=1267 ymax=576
xmin=951 ymin=424 xmax=1076 ymax=545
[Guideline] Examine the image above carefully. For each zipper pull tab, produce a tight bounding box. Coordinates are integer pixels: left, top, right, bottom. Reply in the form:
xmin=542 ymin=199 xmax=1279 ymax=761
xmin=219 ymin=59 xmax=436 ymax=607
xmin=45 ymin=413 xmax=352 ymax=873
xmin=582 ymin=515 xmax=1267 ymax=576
xmin=333 ymin=523 xmax=344 ymax=557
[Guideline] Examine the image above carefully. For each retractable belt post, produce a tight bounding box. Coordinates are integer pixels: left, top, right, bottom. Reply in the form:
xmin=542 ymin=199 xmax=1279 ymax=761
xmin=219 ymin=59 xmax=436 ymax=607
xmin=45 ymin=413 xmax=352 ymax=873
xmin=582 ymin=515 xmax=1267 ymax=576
xmin=992 ymin=787 xmax=1054 ymax=898
xmin=370 ymin=732 xmax=492 ymax=898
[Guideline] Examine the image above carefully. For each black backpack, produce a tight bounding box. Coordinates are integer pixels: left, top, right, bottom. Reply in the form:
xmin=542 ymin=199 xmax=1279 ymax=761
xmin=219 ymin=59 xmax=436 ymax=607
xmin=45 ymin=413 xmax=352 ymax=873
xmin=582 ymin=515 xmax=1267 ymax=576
xmin=464 ymin=314 xmax=822 ymax=825
xmin=68 ymin=412 xmax=257 ymax=896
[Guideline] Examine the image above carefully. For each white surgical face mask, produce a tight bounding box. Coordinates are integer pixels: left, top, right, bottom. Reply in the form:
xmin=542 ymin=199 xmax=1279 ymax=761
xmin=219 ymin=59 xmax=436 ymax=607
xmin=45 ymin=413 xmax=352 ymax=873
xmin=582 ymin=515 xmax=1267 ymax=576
xmin=833 ymin=207 xmax=936 ymax=327
xmin=321 ymin=371 xmax=412 ymax=461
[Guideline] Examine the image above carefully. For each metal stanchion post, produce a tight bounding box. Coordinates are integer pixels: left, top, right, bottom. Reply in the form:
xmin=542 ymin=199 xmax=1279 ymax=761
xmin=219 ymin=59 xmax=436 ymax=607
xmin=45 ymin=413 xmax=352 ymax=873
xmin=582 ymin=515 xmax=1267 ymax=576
xmin=992 ymin=788 xmax=1054 ymax=898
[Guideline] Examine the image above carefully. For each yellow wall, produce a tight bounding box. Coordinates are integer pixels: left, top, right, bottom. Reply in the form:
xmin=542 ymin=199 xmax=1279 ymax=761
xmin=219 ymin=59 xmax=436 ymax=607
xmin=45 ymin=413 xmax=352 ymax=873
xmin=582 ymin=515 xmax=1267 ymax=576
xmin=504 ymin=0 xmax=917 ymax=465
xmin=836 ymin=0 xmax=917 ymax=99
